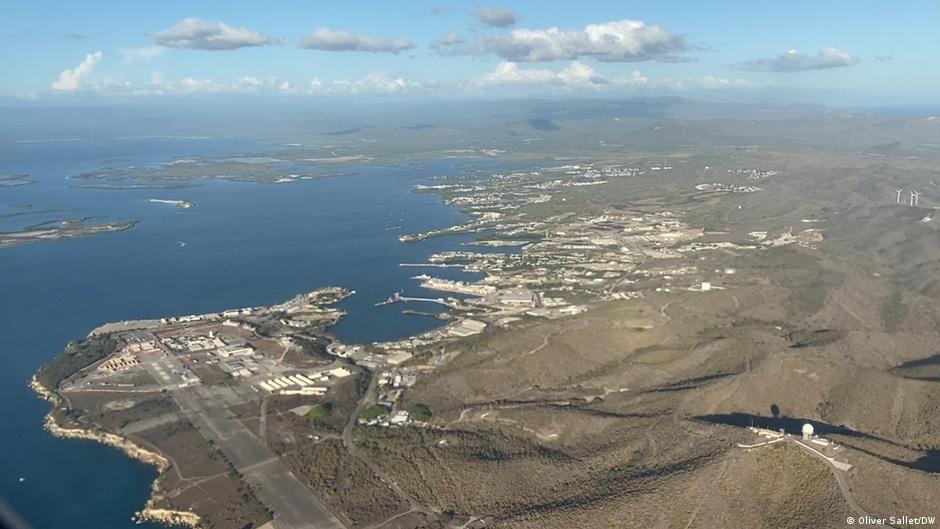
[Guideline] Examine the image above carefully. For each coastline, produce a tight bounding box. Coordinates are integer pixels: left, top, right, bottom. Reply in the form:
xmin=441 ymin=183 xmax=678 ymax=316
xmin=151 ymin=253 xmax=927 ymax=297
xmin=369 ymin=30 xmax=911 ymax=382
xmin=29 ymin=375 xmax=202 ymax=529
xmin=20 ymin=161 xmax=509 ymax=527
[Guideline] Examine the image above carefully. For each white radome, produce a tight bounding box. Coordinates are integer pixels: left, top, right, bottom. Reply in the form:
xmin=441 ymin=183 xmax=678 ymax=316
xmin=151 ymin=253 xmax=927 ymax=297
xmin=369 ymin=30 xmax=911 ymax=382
xmin=801 ymin=423 xmax=815 ymax=437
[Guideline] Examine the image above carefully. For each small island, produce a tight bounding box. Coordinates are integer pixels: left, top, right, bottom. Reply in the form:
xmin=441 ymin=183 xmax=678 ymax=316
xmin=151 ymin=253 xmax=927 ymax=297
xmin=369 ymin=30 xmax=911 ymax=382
xmin=0 ymin=174 xmax=35 ymax=187
xmin=150 ymin=198 xmax=195 ymax=209
xmin=0 ymin=218 xmax=137 ymax=249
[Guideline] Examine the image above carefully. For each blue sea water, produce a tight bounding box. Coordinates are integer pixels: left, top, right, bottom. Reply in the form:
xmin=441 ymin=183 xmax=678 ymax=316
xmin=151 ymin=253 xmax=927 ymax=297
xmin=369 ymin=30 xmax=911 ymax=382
xmin=0 ymin=137 xmax=487 ymax=529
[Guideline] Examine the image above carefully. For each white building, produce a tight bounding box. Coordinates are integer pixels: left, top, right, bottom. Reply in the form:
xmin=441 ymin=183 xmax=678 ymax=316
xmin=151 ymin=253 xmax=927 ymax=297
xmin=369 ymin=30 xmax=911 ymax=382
xmin=389 ymin=411 xmax=410 ymax=425
xmin=449 ymin=319 xmax=487 ymax=337
xmin=385 ymin=351 xmax=414 ymax=365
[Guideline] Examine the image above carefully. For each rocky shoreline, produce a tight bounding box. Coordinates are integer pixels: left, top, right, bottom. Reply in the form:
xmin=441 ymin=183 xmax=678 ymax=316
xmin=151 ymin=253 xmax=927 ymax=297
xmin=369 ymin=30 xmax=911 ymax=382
xmin=30 ymin=376 xmax=202 ymax=528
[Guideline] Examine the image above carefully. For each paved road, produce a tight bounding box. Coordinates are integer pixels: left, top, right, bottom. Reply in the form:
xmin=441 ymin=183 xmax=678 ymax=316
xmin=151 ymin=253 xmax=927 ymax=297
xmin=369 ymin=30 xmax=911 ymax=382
xmin=790 ymin=438 xmax=900 ymax=528
xmin=174 ymin=386 xmax=346 ymax=529
xmin=341 ymin=372 xmax=432 ymax=527
xmin=743 ymin=436 xmax=899 ymax=529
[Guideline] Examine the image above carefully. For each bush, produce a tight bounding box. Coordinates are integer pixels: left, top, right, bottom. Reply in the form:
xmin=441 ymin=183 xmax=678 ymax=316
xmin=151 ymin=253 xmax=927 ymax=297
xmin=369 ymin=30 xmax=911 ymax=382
xmin=361 ymin=405 xmax=389 ymax=421
xmin=408 ymin=403 xmax=432 ymax=422
xmin=308 ymin=403 xmax=333 ymax=418
xmin=37 ymin=334 xmax=118 ymax=389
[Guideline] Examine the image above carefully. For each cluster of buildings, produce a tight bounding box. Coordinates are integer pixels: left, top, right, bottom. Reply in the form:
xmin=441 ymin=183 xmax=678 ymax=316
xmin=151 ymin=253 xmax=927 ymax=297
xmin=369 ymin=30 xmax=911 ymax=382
xmin=414 ymin=276 xmax=495 ymax=297
xmin=80 ymin=287 xmax=363 ymax=400
xmin=739 ymin=425 xmax=850 ymax=471
xmin=543 ymin=164 xmax=643 ymax=179
xmin=157 ymin=288 xmax=351 ymax=332
xmin=97 ymin=339 xmax=160 ymax=372
xmin=749 ymin=228 xmax=825 ymax=249
xmin=694 ymin=182 xmax=762 ymax=193
xmin=329 ymin=343 xmax=415 ymax=367
xmin=161 ymin=332 xmax=229 ymax=354
xmin=256 ymin=366 xmax=352 ymax=395
xmin=377 ymin=163 xmax=801 ymax=348
xmin=98 ymin=351 xmax=141 ymax=372
xmin=373 ymin=366 xmax=420 ymax=413
xmin=360 ymin=409 xmax=411 ymax=427
xmin=727 ymin=168 xmax=778 ymax=180
xmin=417 ymin=210 xmax=704 ymax=299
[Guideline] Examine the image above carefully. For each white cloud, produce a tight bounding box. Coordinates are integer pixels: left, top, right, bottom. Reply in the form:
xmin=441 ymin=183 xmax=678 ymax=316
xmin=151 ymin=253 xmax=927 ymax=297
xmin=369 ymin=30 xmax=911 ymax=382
xmin=125 ymin=74 xmax=278 ymax=96
xmin=151 ymin=18 xmax=272 ymax=50
xmin=470 ymin=63 xmax=755 ymax=96
xmin=477 ymin=61 xmax=606 ymax=87
xmin=701 ymin=75 xmax=731 ymax=89
xmin=481 ymin=62 xmax=558 ymax=83
xmin=482 ymin=61 xmax=594 ymax=84
xmin=434 ymin=31 xmax=465 ymax=47
xmin=656 ymin=75 xmax=754 ymax=91
xmin=51 ymin=51 xmax=102 ymax=91
xmin=120 ymin=72 xmax=428 ymax=97
xmin=38 ymin=65 xmax=766 ymax=99
xmin=298 ymin=28 xmax=414 ymax=53
xmin=39 ymin=49 xmax=765 ymax=100
xmin=119 ymin=46 xmax=166 ymax=64
xmin=627 ymin=70 xmax=649 ymax=86
xmin=480 ymin=19 xmax=686 ymax=62
xmin=736 ymin=47 xmax=858 ymax=72
xmin=318 ymin=72 xmax=427 ymax=94
xmin=63 ymin=32 xmax=100 ymax=40
xmin=557 ymin=61 xmax=596 ymax=84
xmin=474 ymin=7 xmax=517 ymax=27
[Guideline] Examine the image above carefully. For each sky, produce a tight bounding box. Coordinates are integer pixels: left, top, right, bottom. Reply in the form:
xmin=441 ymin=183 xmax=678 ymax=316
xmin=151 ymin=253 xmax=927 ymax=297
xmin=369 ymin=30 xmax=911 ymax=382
xmin=2 ymin=0 xmax=939 ymax=105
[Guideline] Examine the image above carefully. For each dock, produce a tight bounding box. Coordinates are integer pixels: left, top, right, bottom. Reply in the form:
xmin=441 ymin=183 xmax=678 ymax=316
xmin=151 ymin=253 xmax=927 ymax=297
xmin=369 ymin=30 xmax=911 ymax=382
xmin=375 ymin=291 xmax=451 ymax=307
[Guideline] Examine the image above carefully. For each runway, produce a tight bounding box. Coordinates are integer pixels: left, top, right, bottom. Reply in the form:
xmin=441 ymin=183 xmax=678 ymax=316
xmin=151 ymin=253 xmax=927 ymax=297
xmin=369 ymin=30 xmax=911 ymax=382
xmin=174 ymin=386 xmax=345 ymax=529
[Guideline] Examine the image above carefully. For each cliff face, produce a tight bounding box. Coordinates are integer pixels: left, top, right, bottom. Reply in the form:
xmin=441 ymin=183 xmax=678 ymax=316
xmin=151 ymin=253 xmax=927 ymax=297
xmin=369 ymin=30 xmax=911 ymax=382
xmin=30 ymin=376 xmax=202 ymax=529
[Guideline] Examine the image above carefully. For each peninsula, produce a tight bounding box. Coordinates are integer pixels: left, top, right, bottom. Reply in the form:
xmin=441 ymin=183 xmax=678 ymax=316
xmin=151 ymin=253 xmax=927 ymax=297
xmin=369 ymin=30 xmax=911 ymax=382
xmin=1 ymin=218 xmax=137 ymax=249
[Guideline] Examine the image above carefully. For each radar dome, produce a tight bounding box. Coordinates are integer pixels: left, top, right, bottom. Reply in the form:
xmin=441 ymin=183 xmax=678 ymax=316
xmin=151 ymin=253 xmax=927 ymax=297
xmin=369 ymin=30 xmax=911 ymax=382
xmin=801 ymin=423 xmax=814 ymax=439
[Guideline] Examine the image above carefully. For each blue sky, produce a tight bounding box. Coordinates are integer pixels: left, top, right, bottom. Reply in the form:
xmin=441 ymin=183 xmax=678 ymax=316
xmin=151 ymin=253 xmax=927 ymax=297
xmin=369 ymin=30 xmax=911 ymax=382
xmin=2 ymin=0 xmax=938 ymax=104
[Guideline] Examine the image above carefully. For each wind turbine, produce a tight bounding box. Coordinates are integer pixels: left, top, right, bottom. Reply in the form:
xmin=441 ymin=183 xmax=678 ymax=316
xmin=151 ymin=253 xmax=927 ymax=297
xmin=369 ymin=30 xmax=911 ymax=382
xmin=911 ymin=190 xmax=921 ymax=207
xmin=896 ymin=188 xmax=904 ymax=204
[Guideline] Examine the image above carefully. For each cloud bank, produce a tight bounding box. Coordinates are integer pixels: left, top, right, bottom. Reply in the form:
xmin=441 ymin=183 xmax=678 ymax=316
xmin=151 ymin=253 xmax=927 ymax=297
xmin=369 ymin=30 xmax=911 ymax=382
xmin=151 ymin=18 xmax=272 ymax=50
xmin=474 ymin=61 xmax=654 ymax=92
xmin=433 ymin=31 xmax=465 ymax=48
xmin=475 ymin=7 xmax=517 ymax=27
xmin=298 ymin=28 xmax=414 ymax=53
xmin=479 ymin=61 xmax=599 ymax=85
xmin=479 ymin=19 xmax=687 ymax=62
xmin=63 ymin=32 xmax=100 ymax=41
xmin=736 ymin=47 xmax=858 ymax=72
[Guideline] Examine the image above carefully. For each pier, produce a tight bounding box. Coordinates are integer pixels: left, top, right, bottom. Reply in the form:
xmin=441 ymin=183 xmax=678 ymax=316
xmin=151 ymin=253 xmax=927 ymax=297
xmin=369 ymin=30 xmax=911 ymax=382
xmin=375 ymin=291 xmax=452 ymax=307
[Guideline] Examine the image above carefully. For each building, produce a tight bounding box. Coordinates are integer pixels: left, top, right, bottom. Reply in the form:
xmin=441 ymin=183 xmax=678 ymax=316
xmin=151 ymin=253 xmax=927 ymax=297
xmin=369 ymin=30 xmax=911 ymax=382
xmin=217 ymin=344 xmax=255 ymax=358
xmin=279 ymin=386 xmax=327 ymax=396
xmin=449 ymin=319 xmax=487 ymax=337
xmin=385 ymin=351 xmax=414 ymax=366
xmin=327 ymin=367 xmax=352 ymax=378
xmin=801 ymin=423 xmax=814 ymax=441
xmin=497 ymin=289 xmax=538 ymax=307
